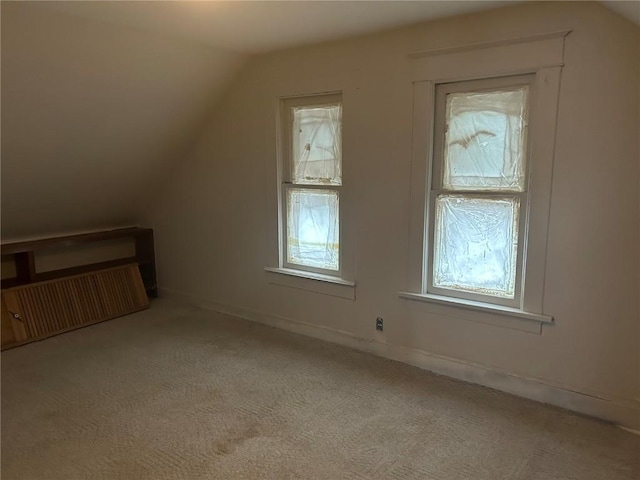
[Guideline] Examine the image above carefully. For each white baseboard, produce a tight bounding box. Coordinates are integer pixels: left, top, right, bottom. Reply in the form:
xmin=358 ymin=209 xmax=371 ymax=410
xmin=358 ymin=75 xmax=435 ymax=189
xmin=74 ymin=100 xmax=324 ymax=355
xmin=158 ymin=287 xmax=640 ymax=431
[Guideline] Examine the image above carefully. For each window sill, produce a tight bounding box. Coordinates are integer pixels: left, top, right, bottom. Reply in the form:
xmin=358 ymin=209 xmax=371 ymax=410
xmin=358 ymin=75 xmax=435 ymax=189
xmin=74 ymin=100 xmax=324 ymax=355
xmin=398 ymin=291 xmax=553 ymax=333
xmin=265 ymin=267 xmax=355 ymax=300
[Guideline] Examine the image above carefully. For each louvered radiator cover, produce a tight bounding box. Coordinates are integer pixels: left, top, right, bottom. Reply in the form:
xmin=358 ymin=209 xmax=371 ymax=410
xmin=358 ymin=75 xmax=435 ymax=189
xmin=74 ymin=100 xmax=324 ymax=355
xmin=1 ymin=264 xmax=149 ymax=348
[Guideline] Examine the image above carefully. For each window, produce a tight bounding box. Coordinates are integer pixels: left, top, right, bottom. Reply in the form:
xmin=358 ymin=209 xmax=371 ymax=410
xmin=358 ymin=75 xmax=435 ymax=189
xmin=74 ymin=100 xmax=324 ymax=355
xmin=427 ymin=75 xmax=533 ymax=308
xmin=267 ymin=91 xmax=354 ymax=298
xmin=403 ymin=68 xmax=561 ymax=324
xmin=401 ymin=32 xmax=566 ymax=325
xmin=280 ymin=94 xmax=343 ymax=276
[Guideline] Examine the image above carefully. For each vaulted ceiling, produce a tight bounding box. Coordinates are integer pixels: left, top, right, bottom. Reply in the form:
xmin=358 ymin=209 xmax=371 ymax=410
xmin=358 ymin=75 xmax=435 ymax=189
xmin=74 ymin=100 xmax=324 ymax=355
xmin=1 ymin=1 xmax=637 ymax=240
xmin=32 ymin=1 xmax=640 ymax=53
xmin=1 ymin=2 xmax=247 ymax=239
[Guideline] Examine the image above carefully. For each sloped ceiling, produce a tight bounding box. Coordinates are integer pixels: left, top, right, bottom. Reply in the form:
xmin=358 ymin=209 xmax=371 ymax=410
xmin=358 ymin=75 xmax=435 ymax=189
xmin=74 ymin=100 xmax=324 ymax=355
xmin=1 ymin=2 xmax=247 ymax=240
xmin=34 ymin=1 xmax=640 ymax=53
xmin=603 ymin=1 xmax=640 ymax=25
xmin=2 ymin=1 xmax=636 ymax=240
xmin=35 ymin=0 xmax=518 ymax=53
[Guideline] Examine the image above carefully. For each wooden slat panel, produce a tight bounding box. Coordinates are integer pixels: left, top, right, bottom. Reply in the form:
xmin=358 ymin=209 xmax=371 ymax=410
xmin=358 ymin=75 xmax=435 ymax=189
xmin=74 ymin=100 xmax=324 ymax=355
xmin=16 ymin=290 xmax=39 ymax=338
xmin=1 ymin=296 xmax=17 ymax=346
xmin=51 ymin=282 xmax=72 ymax=330
xmin=2 ymin=292 xmax=28 ymax=342
xmin=34 ymin=257 xmax=138 ymax=283
xmin=1 ymin=264 xmax=149 ymax=349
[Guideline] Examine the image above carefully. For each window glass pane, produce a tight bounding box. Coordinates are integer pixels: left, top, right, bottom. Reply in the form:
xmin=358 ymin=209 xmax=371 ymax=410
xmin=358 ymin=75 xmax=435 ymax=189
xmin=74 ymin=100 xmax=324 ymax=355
xmin=433 ymin=195 xmax=519 ymax=298
xmin=292 ymin=104 xmax=341 ymax=185
xmin=287 ymin=189 xmax=339 ymax=271
xmin=444 ymin=87 xmax=528 ymax=191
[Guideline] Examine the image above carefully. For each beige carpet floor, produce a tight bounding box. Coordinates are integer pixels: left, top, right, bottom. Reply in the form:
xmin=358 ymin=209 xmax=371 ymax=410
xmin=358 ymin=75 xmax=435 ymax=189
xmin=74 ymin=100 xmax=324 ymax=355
xmin=2 ymin=299 xmax=638 ymax=480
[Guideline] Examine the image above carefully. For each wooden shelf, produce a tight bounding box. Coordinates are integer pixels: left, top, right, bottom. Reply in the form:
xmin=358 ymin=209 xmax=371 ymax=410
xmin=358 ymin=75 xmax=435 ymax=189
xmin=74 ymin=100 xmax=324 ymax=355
xmin=1 ymin=227 xmax=157 ymax=297
xmin=2 ymin=227 xmax=148 ymax=254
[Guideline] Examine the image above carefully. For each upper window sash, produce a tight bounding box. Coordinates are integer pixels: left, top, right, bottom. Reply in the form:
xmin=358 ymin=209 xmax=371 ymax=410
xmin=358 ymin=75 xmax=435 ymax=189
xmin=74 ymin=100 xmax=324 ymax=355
xmin=281 ymin=94 xmax=343 ymax=186
xmin=432 ymin=75 xmax=535 ymax=194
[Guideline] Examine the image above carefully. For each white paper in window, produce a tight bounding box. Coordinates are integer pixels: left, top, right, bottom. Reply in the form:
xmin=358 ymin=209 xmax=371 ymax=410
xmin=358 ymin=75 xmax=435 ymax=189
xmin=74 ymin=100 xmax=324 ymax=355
xmin=444 ymin=87 xmax=528 ymax=191
xmin=433 ymin=195 xmax=519 ymax=298
xmin=292 ymin=104 xmax=342 ymax=185
xmin=287 ymin=189 xmax=339 ymax=271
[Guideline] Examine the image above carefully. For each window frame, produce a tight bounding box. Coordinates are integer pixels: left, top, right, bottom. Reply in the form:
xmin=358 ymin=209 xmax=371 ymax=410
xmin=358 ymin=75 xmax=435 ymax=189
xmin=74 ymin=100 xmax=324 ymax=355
xmin=279 ymin=93 xmax=343 ymax=278
xmin=403 ymin=69 xmax=560 ymax=320
xmin=400 ymin=31 xmax=568 ymax=326
xmin=425 ymin=74 xmax=535 ymax=309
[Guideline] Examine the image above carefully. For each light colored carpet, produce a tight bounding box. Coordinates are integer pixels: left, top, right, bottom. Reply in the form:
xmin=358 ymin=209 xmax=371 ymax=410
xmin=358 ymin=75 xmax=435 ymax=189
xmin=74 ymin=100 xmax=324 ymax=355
xmin=2 ymin=299 xmax=638 ymax=480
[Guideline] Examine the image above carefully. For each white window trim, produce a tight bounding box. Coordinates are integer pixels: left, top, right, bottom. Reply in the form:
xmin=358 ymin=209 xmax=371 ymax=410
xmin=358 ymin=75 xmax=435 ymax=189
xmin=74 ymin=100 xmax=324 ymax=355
xmin=402 ymin=31 xmax=569 ymax=326
xmin=266 ymin=91 xmax=356 ymax=298
xmin=265 ymin=267 xmax=355 ymax=300
xmin=398 ymin=291 xmax=553 ymax=324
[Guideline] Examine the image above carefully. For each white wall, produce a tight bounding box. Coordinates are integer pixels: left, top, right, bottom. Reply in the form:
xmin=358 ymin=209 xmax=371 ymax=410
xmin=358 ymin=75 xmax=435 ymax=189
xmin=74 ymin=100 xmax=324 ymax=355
xmin=145 ymin=2 xmax=640 ymax=427
xmin=1 ymin=3 xmax=247 ymax=240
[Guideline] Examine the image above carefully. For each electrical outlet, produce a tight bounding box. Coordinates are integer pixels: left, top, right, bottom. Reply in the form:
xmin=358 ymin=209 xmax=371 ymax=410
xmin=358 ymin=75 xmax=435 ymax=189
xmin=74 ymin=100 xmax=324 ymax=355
xmin=376 ymin=317 xmax=383 ymax=331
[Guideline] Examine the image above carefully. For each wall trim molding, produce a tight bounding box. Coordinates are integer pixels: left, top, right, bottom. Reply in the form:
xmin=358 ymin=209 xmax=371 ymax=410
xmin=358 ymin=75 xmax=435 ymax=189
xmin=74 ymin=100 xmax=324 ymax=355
xmin=159 ymin=287 xmax=640 ymax=431
xmin=408 ymin=30 xmax=572 ymax=58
